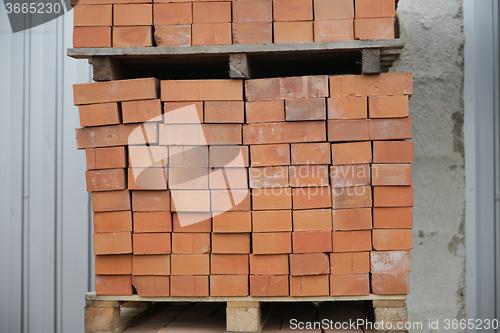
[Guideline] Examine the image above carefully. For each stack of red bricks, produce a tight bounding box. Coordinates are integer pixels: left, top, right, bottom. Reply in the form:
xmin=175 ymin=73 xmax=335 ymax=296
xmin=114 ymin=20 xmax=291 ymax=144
xmin=73 ymin=0 xmax=397 ymax=48
xmin=74 ymin=72 xmax=412 ymax=297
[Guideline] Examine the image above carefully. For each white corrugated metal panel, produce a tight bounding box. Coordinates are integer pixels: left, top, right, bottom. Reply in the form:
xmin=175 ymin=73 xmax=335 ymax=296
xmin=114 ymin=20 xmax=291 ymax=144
xmin=0 ymin=8 xmax=92 ymax=333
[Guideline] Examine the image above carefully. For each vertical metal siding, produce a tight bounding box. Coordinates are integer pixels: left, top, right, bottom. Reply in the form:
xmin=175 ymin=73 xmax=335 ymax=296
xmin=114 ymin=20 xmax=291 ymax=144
xmin=0 ymin=8 xmax=92 ymax=333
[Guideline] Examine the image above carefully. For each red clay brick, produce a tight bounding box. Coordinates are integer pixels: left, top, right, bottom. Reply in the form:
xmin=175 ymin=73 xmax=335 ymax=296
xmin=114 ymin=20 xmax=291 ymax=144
xmin=330 ymin=273 xmax=370 ymax=296
xmin=371 ymin=250 xmax=411 ymax=272
xmin=193 ymin=2 xmax=231 ymax=23
xmin=211 ymin=254 xmax=249 ymax=275
xmin=329 ymin=75 xmax=357 ymax=98
xmin=314 ymin=0 xmax=354 ymax=20
xmin=290 ymin=253 xmax=330 ymax=275
xmin=354 ymin=18 xmax=394 ymax=40
xmin=233 ymin=23 xmax=273 ymax=44
xmin=273 ymin=0 xmax=313 ymax=21
xmin=245 ymin=79 xmax=281 ymax=102
xmin=74 ymin=78 xmax=159 ymax=105
xmin=169 ymin=146 xmax=208 ymax=169
xmin=253 ymin=232 xmax=292 ymax=254
xmin=153 ymin=3 xmax=192 ymax=25
xmin=132 ymin=254 xmax=170 ymax=275
xmin=161 ymin=79 xmax=243 ymax=102
xmin=168 ymin=168 xmax=208 ymax=190
xmin=192 ymin=23 xmax=232 ymax=45
xmin=170 ymin=276 xmax=209 ymax=296
xmin=96 ymin=275 xmax=132 ymax=295
xmin=243 ymin=123 xmax=284 ymax=145
xmin=95 ymin=147 xmax=127 ymax=169
xmin=280 ymin=76 xmax=329 ymax=99
xmin=331 ymin=141 xmax=372 ymax=165
xmin=285 ymin=98 xmax=326 ymax=121
xmin=355 ymin=0 xmax=395 ymax=18
xmin=172 ymin=233 xmax=210 ymax=254
xmin=210 ymin=275 xmax=249 ymax=296
xmin=328 ymin=97 xmax=367 ymax=119
xmin=283 ymin=121 xmax=327 ymax=143
xmin=211 ymin=189 xmax=251 ymax=212
xmin=132 ymin=190 xmax=170 ymax=211
xmin=331 ymin=230 xmax=371 ymax=252
xmin=122 ymin=99 xmax=162 ymax=124
xmin=250 ymin=144 xmax=290 ymax=167
xmin=246 ymin=101 xmax=285 ymax=123
xmin=252 ymin=188 xmax=292 ymax=210
xmin=113 ymin=26 xmax=153 ymax=47
xmin=128 ymin=168 xmax=168 ymax=190
xmin=387 ymin=72 xmax=414 ymax=96
xmin=372 ymin=164 xmax=412 ymax=186
xmin=133 ymin=212 xmax=172 ymax=233
xmin=373 ymin=185 xmax=413 ymax=207
xmin=290 ymin=275 xmax=329 ymax=296
xmin=289 ymin=165 xmax=329 ymax=187
xmin=212 ymin=233 xmax=251 ymax=254
xmin=86 ymin=149 xmax=96 ymax=170
xmin=372 ymin=272 xmax=409 ymax=295
xmin=114 ymin=4 xmax=152 ymax=26
xmin=332 ymin=207 xmax=372 ymax=231
xmin=373 ymin=229 xmax=412 ymax=250
xmin=330 ymin=252 xmax=370 ymax=274
xmin=373 ymin=141 xmax=414 ymax=163
xmin=274 ymin=22 xmax=314 ymax=43
xmin=86 ymin=169 xmax=126 ymax=192
xmin=91 ymin=190 xmax=131 ymax=212
xmin=249 ymin=166 xmax=289 ymax=188
xmin=331 ymin=185 xmax=372 ymax=209
xmin=172 ymin=212 xmax=212 ymax=232
xmin=291 ymin=143 xmax=331 ymax=165
xmin=94 ymin=232 xmax=132 ymax=254
xmin=252 ymin=210 xmax=292 ymax=232
xmin=76 ymin=124 xmax=159 ymax=149
xmin=293 ymin=209 xmax=332 ymax=231
xmin=154 ymin=25 xmax=192 ymax=46
xmin=133 ymin=276 xmax=170 ymax=296
xmin=314 ymin=19 xmax=354 ymax=42
xmin=133 ymin=233 xmax=171 ymax=255
xmin=292 ymin=231 xmax=332 ymax=253
xmin=249 ymin=254 xmax=289 ymax=275
xmin=233 ymin=0 xmax=272 ymax=23
xmin=210 ymin=145 xmax=249 ymax=168
xmin=94 ymin=211 xmax=132 ymax=233
xmin=95 ymin=254 xmax=132 ymax=275
xmin=204 ymin=101 xmax=244 ymax=123
xmin=171 ymin=254 xmax=210 ymax=275
xmin=250 ymin=275 xmax=289 ymax=296
xmin=373 ymin=207 xmax=413 ymax=229
xmin=129 ymin=146 xmax=167 ymax=169
xmin=209 ymin=168 xmax=248 ymax=189
xmin=292 ymin=187 xmax=332 ymax=209
xmin=73 ymin=27 xmax=111 ymax=48
xmin=73 ymin=5 xmax=112 ymax=26
xmin=369 ymin=96 xmax=409 ymax=118
xmin=330 ymin=164 xmax=370 ymax=188
xmin=212 ymin=211 xmax=252 ymax=233
xmin=328 ymin=119 xmax=369 ymax=142
xmin=163 ymin=102 xmax=203 ymax=123
xmin=171 ymin=190 xmax=211 ymax=212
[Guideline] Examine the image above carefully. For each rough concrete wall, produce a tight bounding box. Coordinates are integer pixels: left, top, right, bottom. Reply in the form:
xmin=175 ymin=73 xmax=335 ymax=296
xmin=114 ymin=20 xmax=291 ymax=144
xmin=392 ymin=0 xmax=466 ymax=331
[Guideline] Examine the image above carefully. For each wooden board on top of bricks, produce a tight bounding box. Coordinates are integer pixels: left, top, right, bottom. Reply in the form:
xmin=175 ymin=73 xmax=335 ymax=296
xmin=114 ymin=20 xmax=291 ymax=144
xmin=72 ymin=0 xmax=398 ymax=47
xmin=73 ymin=72 xmax=413 ymax=298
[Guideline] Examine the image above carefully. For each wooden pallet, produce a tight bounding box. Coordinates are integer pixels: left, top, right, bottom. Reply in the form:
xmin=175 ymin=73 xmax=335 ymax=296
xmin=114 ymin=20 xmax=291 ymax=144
xmin=67 ymin=39 xmax=404 ymax=81
xmin=84 ymin=292 xmax=408 ymax=333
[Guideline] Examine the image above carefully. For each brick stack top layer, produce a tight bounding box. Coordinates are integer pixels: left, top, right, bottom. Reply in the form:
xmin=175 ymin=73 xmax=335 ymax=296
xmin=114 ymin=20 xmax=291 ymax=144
xmin=73 ymin=73 xmax=413 ymax=297
xmin=73 ymin=0 xmax=398 ymax=47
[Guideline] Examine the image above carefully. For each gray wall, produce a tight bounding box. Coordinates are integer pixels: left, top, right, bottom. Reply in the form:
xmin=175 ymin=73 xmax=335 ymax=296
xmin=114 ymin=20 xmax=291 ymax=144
xmin=392 ymin=0 xmax=467 ymax=331
xmin=0 ymin=9 xmax=93 ymax=333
